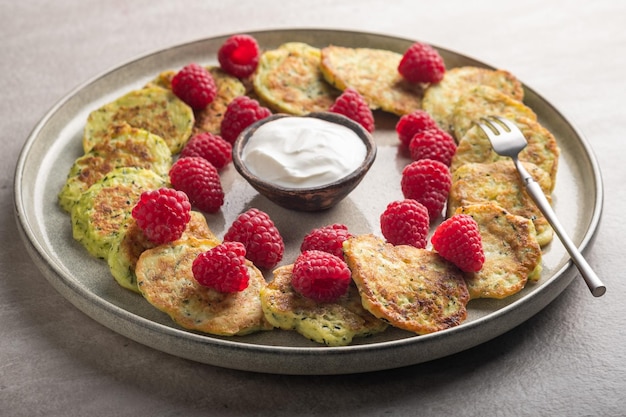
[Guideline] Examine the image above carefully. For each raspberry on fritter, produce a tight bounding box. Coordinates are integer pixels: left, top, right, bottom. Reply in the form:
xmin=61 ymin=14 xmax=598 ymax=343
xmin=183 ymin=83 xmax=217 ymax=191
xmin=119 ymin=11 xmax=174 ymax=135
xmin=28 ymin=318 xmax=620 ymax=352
xmin=169 ymin=157 xmax=224 ymax=213
xmin=328 ymin=88 xmax=375 ymax=133
xmin=180 ymin=132 xmax=232 ymax=170
xmin=431 ymin=214 xmax=485 ymax=272
xmin=300 ymin=223 xmax=352 ymax=258
xmin=192 ymin=241 xmax=250 ymax=292
xmin=171 ymin=63 xmax=217 ymax=110
xmin=220 ymin=96 xmax=272 ymax=144
xmin=223 ymin=208 xmax=284 ymax=269
xmin=398 ymin=42 xmax=446 ymax=84
xmin=131 ymin=188 xmax=191 ymax=245
xmin=401 ymin=159 xmax=452 ymax=221
xmin=409 ymin=127 xmax=457 ymax=166
xmin=380 ymin=199 xmax=430 ymax=248
xmin=395 ymin=110 xmax=439 ymax=148
xmin=291 ymin=250 xmax=352 ymax=303
xmin=218 ymin=34 xmax=261 ymax=79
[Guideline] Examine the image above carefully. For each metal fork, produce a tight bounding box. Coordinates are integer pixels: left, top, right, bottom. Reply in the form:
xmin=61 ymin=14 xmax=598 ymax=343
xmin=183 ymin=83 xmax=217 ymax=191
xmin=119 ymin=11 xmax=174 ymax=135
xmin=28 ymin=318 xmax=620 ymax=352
xmin=477 ymin=116 xmax=606 ymax=297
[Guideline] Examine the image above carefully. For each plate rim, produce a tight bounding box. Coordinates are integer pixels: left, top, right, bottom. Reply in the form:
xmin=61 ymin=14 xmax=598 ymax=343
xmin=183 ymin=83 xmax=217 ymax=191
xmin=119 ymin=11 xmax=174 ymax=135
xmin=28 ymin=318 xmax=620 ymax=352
xmin=13 ymin=28 xmax=604 ymax=375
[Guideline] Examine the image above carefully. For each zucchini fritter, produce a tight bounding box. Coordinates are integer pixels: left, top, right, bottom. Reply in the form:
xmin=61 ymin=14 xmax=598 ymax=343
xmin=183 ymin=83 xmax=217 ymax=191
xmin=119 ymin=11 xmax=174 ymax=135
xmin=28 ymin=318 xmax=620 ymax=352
xmin=83 ymin=86 xmax=194 ymax=154
xmin=70 ymin=167 xmax=166 ymax=260
xmin=260 ymin=264 xmax=387 ymax=346
xmin=450 ymin=85 xmax=536 ymax=140
xmin=456 ymin=203 xmax=543 ymax=299
xmin=108 ymin=211 xmax=218 ymax=293
xmin=447 ymin=161 xmax=553 ymax=246
xmin=253 ymin=42 xmax=339 ymax=115
xmin=59 ymin=122 xmax=171 ymax=212
xmin=422 ymin=66 xmax=524 ymax=133
xmin=136 ymin=238 xmax=273 ymax=336
xmin=343 ymin=234 xmax=469 ymax=335
xmin=320 ymin=45 xmax=424 ymax=115
xmin=451 ymin=116 xmax=560 ymax=191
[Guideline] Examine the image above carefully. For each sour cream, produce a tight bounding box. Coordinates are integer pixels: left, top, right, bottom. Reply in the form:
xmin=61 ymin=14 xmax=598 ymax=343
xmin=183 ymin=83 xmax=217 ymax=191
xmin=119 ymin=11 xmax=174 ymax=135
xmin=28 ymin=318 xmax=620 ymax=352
xmin=241 ymin=117 xmax=367 ymax=189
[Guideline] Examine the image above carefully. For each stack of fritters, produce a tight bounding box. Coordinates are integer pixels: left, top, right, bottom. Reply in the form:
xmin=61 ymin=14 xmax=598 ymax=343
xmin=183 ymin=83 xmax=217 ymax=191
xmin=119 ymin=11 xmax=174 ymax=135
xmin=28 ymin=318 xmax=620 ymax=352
xmin=421 ymin=65 xmax=561 ymax=300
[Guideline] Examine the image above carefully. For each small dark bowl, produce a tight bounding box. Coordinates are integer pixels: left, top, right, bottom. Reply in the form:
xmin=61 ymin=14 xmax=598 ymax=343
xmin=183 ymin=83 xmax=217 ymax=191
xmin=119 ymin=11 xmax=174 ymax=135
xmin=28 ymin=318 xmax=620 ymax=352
xmin=232 ymin=112 xmax=377 ymax=211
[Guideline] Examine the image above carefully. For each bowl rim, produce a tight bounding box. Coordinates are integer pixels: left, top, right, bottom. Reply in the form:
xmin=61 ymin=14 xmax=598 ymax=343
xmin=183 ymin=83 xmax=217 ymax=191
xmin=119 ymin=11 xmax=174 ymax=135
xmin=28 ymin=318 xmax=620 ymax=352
xmin=232 ymin=112 xmax=377 ymax=193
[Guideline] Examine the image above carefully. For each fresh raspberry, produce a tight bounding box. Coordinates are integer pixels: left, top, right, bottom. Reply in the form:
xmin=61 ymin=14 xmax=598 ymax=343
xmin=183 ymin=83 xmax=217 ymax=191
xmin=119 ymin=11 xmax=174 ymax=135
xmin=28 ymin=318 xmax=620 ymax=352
xmin=180 ymin=132 xmax=232 ymax=170
xmin=169 ymin=157 xmax=224 ymax=213
xmin=395 ymin=110 xmax=439 ymax=148
xmin=409 ymin=127 xmax=457 ymax=166
xmin=291 ymin=250 xmax=352 ymax=303
xmin=300 ymin=223 xmax=352 ymax=258
xmin=328 ymin=88 xmax=375 ymax=133
xmin=192 ymin=241 xmax=250 ymax=292
xmin=131 ymin=188 xmax=191 ymax=245
xmin=220 ymin=96 xmax=272 ymax=144
xmin=223 ymin=208 xmax=284 ymax=269
xmin=398 ymin=42 xmax=445 ymax=84
xmin=401 ymin=159 xmax=451 ymax=220
xmin=218 ymin=34 xmax=261 ymax=79
xmin=171 ymin=63 xmax=217 ymax=110
xmin=431 ymin=214 xmax=485 ymax=272
xmin=380 ymin=199 xmax=430 ymax=248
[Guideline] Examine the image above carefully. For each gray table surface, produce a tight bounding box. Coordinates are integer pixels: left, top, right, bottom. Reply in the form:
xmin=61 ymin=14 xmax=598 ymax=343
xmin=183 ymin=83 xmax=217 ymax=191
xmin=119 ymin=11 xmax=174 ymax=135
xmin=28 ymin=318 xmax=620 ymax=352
xmin=3 ymin=1 xmax=625 ymax=416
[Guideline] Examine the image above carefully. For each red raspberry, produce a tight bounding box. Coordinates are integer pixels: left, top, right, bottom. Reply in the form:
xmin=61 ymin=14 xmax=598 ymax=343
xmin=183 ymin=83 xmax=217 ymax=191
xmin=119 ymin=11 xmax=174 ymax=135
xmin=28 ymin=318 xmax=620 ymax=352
xmin=218 ymin=34 xmax=261 ymax=79
xmin=300 ymin=223 xmax=352 ymax=258
xmin=395 ymin=110 xmax=439 ymax=148
xmin=401 ymin=159 xmax=451 ymax=220
xmin=220 ymin=96 xmax=272 ymax=144
xmin=169 ymin=157 xmax=224 ymax=213
xmin=409 ymin=127 xmax=457 ymax=166
xmin=291 ymin=250 xmax=352 ymax=303
xmin=171 ymin=63 xmax=217 ymax=110
xmin=131 ymin=188 xmax=191 ymax=245
xmin=398 ymin=42 xmax=446 ymax=84
xmin=192 ymin=242 xmax=250 ymax=292
xmin=380 ymin=199 xmax=430 ymax=248
xmin=223 ymin=208 xmax=284 ymax=269
xmin=180 ymin=132 xmax=232 ymax=170
xmin=328 ymin=88 xmax=375 ymax=133
xmin=431 ymin=214 xmax=485 ymax=272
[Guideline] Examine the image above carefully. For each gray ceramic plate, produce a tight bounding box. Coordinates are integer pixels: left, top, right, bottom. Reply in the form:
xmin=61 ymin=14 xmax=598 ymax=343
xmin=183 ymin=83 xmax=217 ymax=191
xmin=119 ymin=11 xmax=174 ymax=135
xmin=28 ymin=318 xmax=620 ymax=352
xmin=14 ymin=29 xmax=603 ymax=375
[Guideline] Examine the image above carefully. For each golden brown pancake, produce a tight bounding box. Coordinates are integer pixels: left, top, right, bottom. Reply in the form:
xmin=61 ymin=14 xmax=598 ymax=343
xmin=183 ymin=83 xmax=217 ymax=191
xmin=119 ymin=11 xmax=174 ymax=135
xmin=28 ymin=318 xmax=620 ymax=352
xmin=70 ymin=167 xmax=166 ymax=260
xmin=253 ymin=42 xmax=340 ymax=115
xmin=136 ymin=238 xmax=273 ymax=336
xmin=447 ymin=160 xmax=553 ymax=246
xmin=320 ymin=45 xmax=424 ymax=115
xmin=343 ymin=234 xmax=469 ymax=334
xmin=451 ymin=116 xmax=560 ymax=191
xmin=108 ymin=211 xmax=219 ymax=293
xmin=83 ymin=86 xmax=194 ymax=154
xmin=455 ymin=203 xmax=543 ymax=299
xmin=450 ymin=85 xmax=536 ymax=140
xmin=59 ymin=122 xmax=171 ymax=212
xmin=259 ymin=264 xmax=387 ymax=346
xmin=422 ymin=66 xmax=524 ymax=132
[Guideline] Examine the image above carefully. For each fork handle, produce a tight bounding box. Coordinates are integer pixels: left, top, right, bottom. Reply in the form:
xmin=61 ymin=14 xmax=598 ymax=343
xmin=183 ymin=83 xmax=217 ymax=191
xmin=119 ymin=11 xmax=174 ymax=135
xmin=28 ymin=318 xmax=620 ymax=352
xmin=517 ymin=162 xmax=606 ymax=297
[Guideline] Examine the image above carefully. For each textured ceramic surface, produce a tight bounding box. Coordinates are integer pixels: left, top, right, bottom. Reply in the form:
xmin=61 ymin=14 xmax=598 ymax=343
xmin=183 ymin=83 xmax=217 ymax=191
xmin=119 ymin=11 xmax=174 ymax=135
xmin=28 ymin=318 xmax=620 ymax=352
xmin=233 ymin=112 xmax=377 ymax=211
xmin=14 ymin=29 xmax=603 ymax=375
